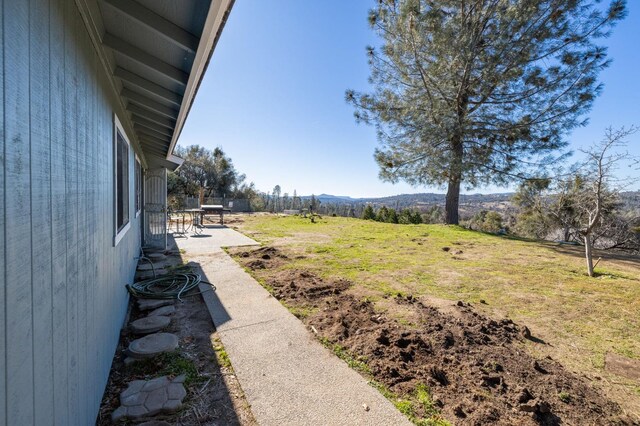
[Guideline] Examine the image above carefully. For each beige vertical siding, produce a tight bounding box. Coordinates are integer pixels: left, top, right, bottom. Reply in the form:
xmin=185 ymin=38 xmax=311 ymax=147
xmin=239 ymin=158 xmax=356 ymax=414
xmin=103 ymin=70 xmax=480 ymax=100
xmin=2 ymin=0 xmax=144 ymax=424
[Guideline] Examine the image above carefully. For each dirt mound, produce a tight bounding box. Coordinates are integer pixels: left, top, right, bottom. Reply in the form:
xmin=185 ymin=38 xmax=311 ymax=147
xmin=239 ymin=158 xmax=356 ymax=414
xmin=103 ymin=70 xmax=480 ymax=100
xmin=270 ymin=269 xmax=352 ymax=302
xmin=240 ymin=247 xmax=289 ymax=270
xmin=238 ymin=247 xmax=631 ymax=425
xmin=316 ymin=296 xmax=628 ymax=425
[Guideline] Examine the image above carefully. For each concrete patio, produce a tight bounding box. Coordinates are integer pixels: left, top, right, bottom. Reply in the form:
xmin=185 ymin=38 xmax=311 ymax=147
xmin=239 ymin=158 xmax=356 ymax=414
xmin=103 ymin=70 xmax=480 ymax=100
xmin=171 ymin=222 xmax=411 ymax=426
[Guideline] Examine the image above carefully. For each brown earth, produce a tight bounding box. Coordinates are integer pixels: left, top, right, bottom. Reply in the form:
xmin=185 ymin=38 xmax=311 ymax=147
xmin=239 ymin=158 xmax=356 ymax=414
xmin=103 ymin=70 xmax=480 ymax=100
xmin=605 ymin=353 xmax=640 ymax=382
xmin=236 ymin=246 xmax=636 ymax=426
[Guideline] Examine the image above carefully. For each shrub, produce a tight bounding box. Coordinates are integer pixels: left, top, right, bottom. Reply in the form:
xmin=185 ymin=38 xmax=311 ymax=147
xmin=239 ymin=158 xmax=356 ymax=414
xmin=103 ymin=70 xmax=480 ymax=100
xmin=469 ymin=210 xmax=504 ymax=233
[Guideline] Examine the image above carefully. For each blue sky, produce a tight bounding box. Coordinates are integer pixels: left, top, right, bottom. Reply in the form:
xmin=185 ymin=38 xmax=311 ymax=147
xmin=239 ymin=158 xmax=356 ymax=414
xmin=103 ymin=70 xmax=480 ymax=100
xmin=180 ymin=0 xmax=640 ymax=198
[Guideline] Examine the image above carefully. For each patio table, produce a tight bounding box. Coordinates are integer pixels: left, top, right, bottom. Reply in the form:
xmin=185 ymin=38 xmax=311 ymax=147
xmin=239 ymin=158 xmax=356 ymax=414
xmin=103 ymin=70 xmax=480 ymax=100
xmin=183 ymin=208 xmax=204 ymax=235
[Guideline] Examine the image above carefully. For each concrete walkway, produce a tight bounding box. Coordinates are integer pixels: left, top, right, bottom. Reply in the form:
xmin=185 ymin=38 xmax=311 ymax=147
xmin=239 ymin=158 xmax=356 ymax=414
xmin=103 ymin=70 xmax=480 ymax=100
xmin=173 ymin=225 xmax=411 ymax=426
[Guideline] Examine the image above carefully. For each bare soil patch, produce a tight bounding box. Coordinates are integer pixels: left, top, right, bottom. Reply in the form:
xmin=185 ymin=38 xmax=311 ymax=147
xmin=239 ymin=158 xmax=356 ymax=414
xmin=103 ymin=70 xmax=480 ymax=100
xmin=97 ymin=285 xmax=256 ymax=425
xmin=236 ymin=246 xmax=634 ymax=425
xmin=605 ymin=353 xmax=640 ymax=382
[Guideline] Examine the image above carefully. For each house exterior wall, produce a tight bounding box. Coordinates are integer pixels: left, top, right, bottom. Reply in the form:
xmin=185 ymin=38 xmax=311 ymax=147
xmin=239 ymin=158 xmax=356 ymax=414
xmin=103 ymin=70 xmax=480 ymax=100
xmin=1 ymin=0 xmax=144 ymax=424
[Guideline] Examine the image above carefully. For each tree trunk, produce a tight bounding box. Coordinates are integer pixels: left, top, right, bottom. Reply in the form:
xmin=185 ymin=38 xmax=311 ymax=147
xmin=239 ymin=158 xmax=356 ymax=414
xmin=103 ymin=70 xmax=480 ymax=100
xmin=445 ymin=136 xmax=464 ymax=225
xmin=445 ymin=175 xmax=461 ymax=225
xmin=584 ymin=234 xmax=594 ymax=277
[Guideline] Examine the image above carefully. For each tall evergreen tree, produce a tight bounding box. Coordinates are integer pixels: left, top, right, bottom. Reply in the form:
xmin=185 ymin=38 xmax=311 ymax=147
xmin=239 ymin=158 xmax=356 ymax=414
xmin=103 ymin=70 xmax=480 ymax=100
xmin=309 ymin=194 xmax=319 ymax=213
xmin=377 ymin=205 xmax=390 ymax=222
xmin=348 ymin=0 xmax=626 ymax=224
xmin=362 ymin=205 xmax=376 ymax=220
xmin=411 ymin=211 xmax=423 ymax=224
xmin=386 ymin=208 xmax=399 ymax=224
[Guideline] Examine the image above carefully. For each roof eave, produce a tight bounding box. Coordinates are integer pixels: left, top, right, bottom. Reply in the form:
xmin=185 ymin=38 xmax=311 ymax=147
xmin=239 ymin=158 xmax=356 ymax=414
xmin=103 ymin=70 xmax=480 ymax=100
xmin=165 ymin=0 xmax=234 ymax=166
xmin=167 ymin=153 xmax=185 ymax=170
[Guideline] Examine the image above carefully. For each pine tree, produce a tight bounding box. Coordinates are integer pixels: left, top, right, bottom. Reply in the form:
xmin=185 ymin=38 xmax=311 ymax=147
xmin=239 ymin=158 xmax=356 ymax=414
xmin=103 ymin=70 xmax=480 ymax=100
xmin=398 ymin=209 xmax=413 ymax=224
xmin=309 ymin=194 xmax=319 ymax=213
xmin=362 ymin=205 xmax=376 ymax=220
xmin=377 ymin=206 xmax=389 ymax=222
xmin=411 ymin=211 xmax=423 ymax=225
xmin=386 ymin=208 xmax=399 ymax=224
xmin=348 ymin=0 xmax=626 ymax=224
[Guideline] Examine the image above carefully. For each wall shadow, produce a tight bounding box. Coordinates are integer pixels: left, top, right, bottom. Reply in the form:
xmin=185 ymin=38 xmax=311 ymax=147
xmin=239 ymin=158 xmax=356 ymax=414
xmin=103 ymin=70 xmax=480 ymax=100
xmin=167 ymin=233 xmax=232 ymax=328
xmin=98 ymin=247 xmax=247 ymax=425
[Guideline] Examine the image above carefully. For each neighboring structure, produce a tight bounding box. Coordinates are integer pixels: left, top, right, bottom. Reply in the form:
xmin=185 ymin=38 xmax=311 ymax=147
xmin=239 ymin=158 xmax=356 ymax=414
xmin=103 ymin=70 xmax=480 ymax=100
xmin=1 ymin=0 xmax=233 ymax=424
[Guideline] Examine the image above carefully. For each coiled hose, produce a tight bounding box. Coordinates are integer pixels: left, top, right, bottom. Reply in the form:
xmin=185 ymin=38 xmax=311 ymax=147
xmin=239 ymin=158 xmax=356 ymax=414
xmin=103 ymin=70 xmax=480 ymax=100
xmin=127 ymin=272 xmax=215 ymax=301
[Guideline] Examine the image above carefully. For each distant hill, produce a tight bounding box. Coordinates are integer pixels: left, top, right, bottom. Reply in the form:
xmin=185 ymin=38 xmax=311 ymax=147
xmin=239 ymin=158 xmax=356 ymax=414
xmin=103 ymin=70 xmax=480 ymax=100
xmin=315 ymin=194 xmax=358 ymax=203
xmin=305 ymin=191 xmax=639 ymax=217
xmin=307 ymin=192 xmax=513 ymax=207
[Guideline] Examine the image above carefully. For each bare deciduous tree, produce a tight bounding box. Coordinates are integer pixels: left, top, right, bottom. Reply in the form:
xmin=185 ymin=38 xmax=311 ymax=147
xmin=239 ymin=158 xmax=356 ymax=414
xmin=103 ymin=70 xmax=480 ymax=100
xmin=573 ymin=126 xmax=638 ymax=276
xmin=512 ymin=127 xmax=638 ymax=276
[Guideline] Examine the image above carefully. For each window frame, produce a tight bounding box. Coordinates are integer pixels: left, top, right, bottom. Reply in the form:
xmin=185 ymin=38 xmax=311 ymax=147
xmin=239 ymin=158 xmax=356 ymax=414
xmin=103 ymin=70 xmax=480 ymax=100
xmin=135 ymin=155 xmax=142 ymax=218
xmin=114 ymin=114 xmax=131 ymax=246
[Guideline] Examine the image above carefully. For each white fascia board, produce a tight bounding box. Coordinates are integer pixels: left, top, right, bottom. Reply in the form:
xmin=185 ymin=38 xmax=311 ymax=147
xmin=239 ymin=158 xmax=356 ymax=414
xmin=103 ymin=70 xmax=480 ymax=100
xmin=166 ymin=0 xmax=234 ymax=161
xmin=167 ymin=153 xmax=185 ymax=169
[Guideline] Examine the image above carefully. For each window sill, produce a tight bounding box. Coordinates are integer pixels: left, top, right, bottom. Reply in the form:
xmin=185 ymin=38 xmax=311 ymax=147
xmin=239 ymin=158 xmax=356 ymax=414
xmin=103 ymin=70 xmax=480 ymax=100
xmin=114 ymin=221 xmax=131 ymax=247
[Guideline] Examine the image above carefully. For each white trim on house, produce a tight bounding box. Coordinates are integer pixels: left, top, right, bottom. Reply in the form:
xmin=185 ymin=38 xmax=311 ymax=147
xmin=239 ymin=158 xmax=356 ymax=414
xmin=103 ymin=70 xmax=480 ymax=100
xmin=167 ymin=153 xmax=185 ymax=168
xmin=166 ymin=0 xmax=234 ymax=158
xmin=135 ymin=154 xmax=142 ymax=218
xmin=114 ymin=113 xmax=132 ymax=246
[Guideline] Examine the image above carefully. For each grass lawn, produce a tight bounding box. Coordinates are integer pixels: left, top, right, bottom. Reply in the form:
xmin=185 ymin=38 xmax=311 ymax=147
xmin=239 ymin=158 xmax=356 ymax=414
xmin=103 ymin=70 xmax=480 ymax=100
xmin=233 ymin=214 xmax=640 ymax=411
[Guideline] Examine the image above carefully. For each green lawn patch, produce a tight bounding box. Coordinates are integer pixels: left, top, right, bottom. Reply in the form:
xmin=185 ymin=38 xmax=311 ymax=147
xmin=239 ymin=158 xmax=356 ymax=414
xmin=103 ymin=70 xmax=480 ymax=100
xmin=235 ymin=215 xmax=640 ymax=377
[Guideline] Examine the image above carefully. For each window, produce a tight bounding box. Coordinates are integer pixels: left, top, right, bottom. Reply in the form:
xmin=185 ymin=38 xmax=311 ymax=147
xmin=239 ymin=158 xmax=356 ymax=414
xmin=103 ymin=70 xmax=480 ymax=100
xmin=135 ymin=158 xmax=142 ymax=217
xmin=114 ymin=116 xmax=130 ymax=245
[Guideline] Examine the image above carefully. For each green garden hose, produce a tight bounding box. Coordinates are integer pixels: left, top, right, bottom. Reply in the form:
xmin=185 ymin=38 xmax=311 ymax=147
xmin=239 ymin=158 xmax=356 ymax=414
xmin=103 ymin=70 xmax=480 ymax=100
xmin=127 ymin=272 xmax=215 ymax=301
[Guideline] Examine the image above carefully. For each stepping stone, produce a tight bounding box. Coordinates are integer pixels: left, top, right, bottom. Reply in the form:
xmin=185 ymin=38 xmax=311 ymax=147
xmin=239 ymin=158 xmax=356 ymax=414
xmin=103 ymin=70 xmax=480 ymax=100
xmin=111 ymin=375 xmax=187 ymax=422
xmin=123 ymin=356 xmax=139 ymax=367
xmin=130 ymin=315 xmax=171 ymax=335
xmin=138 ymin=299 xmax=174 ymax=311
xmin=127 ymin=333 xmax=179 ymax=360
xmin=148 ymin=305 xmax=176 ymax=317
